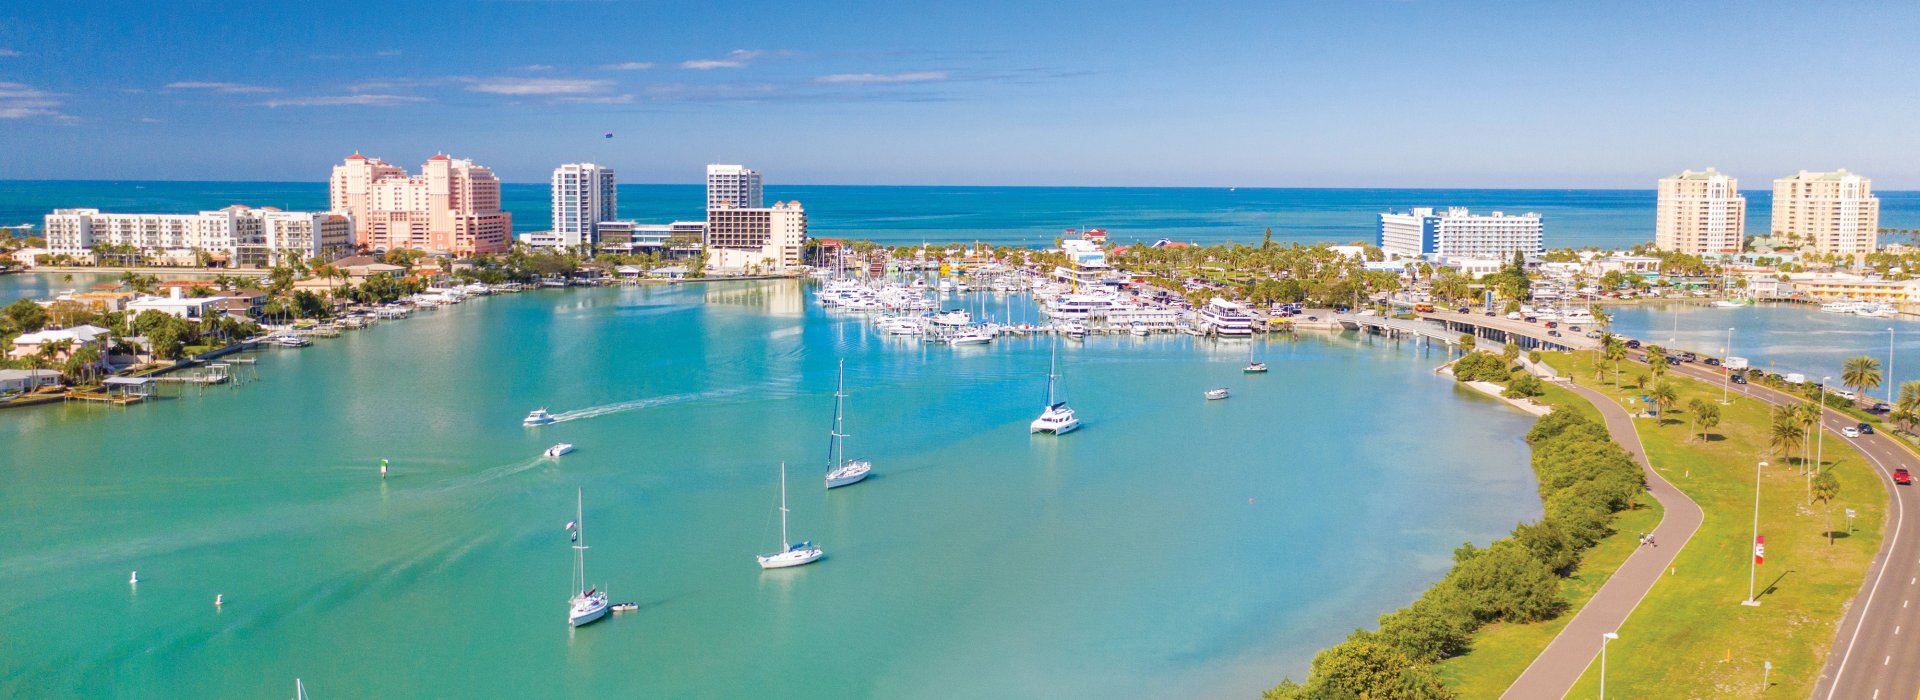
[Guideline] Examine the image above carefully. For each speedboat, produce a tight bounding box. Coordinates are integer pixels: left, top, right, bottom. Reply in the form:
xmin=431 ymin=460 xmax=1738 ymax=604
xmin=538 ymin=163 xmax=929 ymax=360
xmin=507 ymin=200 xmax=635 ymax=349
xmin=1061 ymin=322 xmax=1088 ymax=340
xmin=1205 ymin=388 xmax=1231 ymax=400
xmin=524 ymin=408 xmax=556 ymax=426
xmin=610 ymin=602 xmax=639 ymax=613
xmin=1243 ymin=362 xmax=1268 ymax=373
xmin=1130 ymin=322 xmax=1149 ymax=336
xmin=545 ymin=443 xmax=575 ymax=458
xmin=948 ymin=326 xmax=995 ymax=345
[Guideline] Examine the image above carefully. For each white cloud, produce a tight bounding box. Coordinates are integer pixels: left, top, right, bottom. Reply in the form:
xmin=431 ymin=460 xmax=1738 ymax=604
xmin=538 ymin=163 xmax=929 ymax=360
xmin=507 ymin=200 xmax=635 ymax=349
xmin=518 ymin=64 xmax=555 ymax=72
xmin=260 ymin=94 xmax=428 ymax=107
xmin=554 ymin=94 xmax=635 ymax=105
xmin=0 ymin=49 xmax=20 ymax=57
xmin=680 ymin=59 xmax=744 ymax=70
xmin=816 ymin=71 xmax=948 ymax=84
xmin=0 ymin=82 xmax=72 ymax=120
xmin=467 ymin=77 xmax=610 ymax=95
xmin=601 ymin=61 xmax=655 ymax=71
xmin=139 ymin=117 xmax=165 ymax=123
xmin=165 ymin=81 xmax=280 ymax=94
xmin=375 ymin=49 xmax=402 ymax=57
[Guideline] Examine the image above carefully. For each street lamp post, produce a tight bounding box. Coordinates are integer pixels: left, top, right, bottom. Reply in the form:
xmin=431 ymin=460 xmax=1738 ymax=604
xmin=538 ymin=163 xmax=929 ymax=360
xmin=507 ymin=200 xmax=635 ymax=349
xmin=1745 ymin=460 xmax=1767 ymax=606
xmin=1601 ymin=631 xmax=1620 ymax=699
xmin=1723 ymin=327 xmax=1735 ymax=404
xmin=1890 ymin=327 xmax=1898 ymax=407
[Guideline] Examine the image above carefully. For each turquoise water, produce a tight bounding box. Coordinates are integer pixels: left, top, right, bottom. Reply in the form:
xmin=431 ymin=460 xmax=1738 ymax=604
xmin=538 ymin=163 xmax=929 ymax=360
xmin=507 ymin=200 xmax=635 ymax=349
xmin=1604 ymin=303 xmax=1920 ymax=397
xmin=0 ymin=280 xmax=1541 ymax=698
xmin=7 ymin=181 xmax=1919 ymax=249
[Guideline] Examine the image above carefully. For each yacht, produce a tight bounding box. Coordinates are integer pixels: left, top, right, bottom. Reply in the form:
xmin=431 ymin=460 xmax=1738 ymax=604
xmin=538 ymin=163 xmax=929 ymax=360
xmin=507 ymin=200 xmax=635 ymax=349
xmin=545 ymin=443 xmax=575 ymax=458
xmin=524 ymin=408 xmax=556 ymax=426
xmin=566 ymin=490 xmax=609 ymax=627
xmin=1857 ymin=302 xmax=1899 ymax=318
xmin=1205 ymin=388 xmax=1231 ymax=400
xmin=1130 ymin=322 xmax=1150 ymax=336
xmin=1710 ymin=299 xmax=1750 ymax=308
xmin=930 ymin=309 xmax=973 ymax=327
xmin=1560 ymin=308 xmax=1598 ymax=324
xmin=948 ymin=326 xmax=995 ymax=345
xmin=1243 ymin=361 xmax=1268 ymax=373
xmin=1030 ymin=337 xmax=1082 ymax=435
xmin=758 ymin=463 xmax=825 ymax=569
xmin=823 ymin=361 xmax=873 ymax=489
xmin=274 ymin=335 xmax=312 ymax=348
xmin=1196 ymin=298 xmax=1254 ymax=336
xmin=1043 ymin=294 xmax=1113 ymax=321
xmin=1060 ymin=322 xmax=1088 ymax=340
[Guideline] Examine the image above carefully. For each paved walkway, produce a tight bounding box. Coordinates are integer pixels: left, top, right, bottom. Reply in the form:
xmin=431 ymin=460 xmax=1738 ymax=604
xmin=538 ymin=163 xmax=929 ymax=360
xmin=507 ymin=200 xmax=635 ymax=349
xmin=1499 ymin=382 xmax=1705 ymax=699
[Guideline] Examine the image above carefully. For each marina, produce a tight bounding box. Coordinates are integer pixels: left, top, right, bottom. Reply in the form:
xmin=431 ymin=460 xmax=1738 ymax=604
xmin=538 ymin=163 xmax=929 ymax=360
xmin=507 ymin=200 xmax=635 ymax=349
xmin=0 ymin=279 xmax=1541 ymax=698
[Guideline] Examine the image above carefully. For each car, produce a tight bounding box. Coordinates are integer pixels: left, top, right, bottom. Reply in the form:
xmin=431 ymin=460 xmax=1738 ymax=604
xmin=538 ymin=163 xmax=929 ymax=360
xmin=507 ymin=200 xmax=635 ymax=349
xmin=1569 ymin=325 xmax=1583 ymax=332
xmin=1626 ymin=339 xmax=1642 ymax=349
xmin=1458 ymin=307 xmax=1472 ymax=314
xmin=1524 ymin=316 xmax=1539 ymax=323
xmin=1872 ymin=402 xmax=1892 ymax=414
xmin=1843 ymin=427 xmax=1861 ymax=438
xmin=1836 ymin=389 xmax=1859 ymax=402
xmin=1548 ymin=330 xmax=1562 ymax=337
xmin=1305 ymin=316 xmax=1318 ymax=322
xmin=1585 ymin=331 xmax=1602 ymax=339
xmin=1680 ymin=352 xmax=1697 ymax=362
xmin=1896 ymin=468 xmax=1912 ymax=485
xmin=1485 ymin=311 xmax=1496 ymax=317
xmin=1666 ymin=356 xmax=1681 ymax=365
xmin=1859 ymin=422 xmax=1875 ymax=435
xmin=1731 ymin=374 xmax=1747 ymax=385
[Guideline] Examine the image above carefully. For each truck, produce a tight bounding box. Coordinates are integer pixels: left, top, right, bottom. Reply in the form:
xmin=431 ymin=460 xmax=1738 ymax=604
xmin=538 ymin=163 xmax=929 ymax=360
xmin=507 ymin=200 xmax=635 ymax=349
xmin=1724 ymin=356 xmax=1749 ymax=371
xmin=1784 ymin=372 xmax=1807 ymax=385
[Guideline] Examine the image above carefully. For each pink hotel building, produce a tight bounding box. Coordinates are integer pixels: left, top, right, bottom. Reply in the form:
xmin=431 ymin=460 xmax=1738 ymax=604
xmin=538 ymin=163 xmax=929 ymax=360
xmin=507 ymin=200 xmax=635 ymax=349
xmin=328 ymin=154 xmax=513 ymax=255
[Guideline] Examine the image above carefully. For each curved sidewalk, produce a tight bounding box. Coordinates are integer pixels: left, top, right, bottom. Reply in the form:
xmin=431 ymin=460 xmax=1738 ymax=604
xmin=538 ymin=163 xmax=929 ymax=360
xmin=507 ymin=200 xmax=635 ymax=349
xmin=1499 ymin=382 xmax=1705 ymax=699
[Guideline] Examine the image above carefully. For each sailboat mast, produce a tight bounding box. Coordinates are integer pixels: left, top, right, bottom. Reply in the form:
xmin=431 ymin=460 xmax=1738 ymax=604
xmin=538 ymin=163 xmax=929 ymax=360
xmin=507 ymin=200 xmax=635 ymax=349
xmin=1047 ymin=335 xmax=1058 ymax=406
xmin=778 ymin=462 xmax=791 ymax=547
xmin=573 ymin=489 xmax=587 ymax=595
xmin=834 ymin=360 xmax=847 ymax=469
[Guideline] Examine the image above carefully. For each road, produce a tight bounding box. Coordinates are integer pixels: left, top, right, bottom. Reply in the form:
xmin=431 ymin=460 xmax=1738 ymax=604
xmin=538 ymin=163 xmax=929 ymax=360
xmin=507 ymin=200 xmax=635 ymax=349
xmin=1642 ymin=357 xmax=1920 ymax=700
xmin=1498 ymin=380 xmax=1704 ymax=699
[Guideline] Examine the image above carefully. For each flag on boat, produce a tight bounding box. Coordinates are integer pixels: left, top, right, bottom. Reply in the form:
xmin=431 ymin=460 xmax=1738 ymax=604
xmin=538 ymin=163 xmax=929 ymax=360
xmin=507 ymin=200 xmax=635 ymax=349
xmin=1754 ymin=535 xmax=1765 ymax=565
xmin=565 ymin=521 xmax=577 ymax=531
xmin=603 ymin=133 xmax=614 ymax=139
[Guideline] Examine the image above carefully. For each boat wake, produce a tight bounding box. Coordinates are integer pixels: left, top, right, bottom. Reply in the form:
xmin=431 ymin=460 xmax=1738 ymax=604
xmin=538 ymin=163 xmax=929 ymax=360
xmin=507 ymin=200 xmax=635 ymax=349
xmin=548 ymin=388 xmax=748 ymax=423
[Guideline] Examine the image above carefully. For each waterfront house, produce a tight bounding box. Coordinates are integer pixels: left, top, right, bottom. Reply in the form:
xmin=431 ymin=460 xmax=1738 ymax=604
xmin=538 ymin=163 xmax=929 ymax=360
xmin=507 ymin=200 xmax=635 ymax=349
xmin=615 ymin=265 xmax=642 ymax=279
xmin=9 ymin=324 xmax=110 ymax=361
xmin=126 ymin=288 xmax=218 ymax=319
xmin=0 ymin=368 xmax=63 ymax=394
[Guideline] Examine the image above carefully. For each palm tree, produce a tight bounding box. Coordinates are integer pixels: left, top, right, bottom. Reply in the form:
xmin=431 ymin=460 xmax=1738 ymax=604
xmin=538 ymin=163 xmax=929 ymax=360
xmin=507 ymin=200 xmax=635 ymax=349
xmin=1603 ymin=338 xmax=1627 ymax=385
xmin=1798 ymin=402 xmax=1821 ymax=473
xmin=1843 ymin=355 xmax=1883 ymax=404
xmin=1650 ymin=380 xmax=1678 ymax=423
xmin=1812 ymin=470 xmax=1841 ymax=545
xmin=1770 ymin=405 xmax=1805 ymax=462
xmin=1696 ymin=402 xmax=1722 ymax=441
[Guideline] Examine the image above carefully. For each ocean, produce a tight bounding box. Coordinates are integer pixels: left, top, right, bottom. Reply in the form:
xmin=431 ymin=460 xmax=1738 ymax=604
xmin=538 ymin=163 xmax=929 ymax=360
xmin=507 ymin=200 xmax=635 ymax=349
xmin=6 ymin=180 xmax=1918 ymax=250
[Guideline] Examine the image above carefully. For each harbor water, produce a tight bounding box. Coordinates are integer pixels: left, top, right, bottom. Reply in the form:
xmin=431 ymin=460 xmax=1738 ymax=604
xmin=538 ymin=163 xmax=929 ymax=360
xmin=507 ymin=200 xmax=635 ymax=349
xmin=0 ymin=280 xmax=1541 ymax=698
xmin=1603 ymin=302 xmax=1920 ymax=397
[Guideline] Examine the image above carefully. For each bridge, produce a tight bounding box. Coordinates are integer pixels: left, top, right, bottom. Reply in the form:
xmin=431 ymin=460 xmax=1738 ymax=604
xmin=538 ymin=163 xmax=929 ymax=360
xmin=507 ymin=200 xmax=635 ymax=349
xmin=1338 ymin=312 xmax=1597 ymax=353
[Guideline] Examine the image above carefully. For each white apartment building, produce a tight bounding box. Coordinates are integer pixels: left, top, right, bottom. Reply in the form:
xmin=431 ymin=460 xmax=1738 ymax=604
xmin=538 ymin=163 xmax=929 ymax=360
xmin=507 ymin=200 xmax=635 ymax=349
xmin=550 ymin=163 xmax=617 ymax=250
xmin=1655 ymin=168 xmax=1746 ymax=255
xmin=1377 ymin=207 xmax=1544 ymax=259
xmin=44 ymin=206 xmax=352 ymax=267
xmin=706 ymin=201 xmax=806 ymax=269
xmin=706 ymin=164 xmax=763 ymax=211
xmin=1772 ymin=170 xmax=1880 ymax=257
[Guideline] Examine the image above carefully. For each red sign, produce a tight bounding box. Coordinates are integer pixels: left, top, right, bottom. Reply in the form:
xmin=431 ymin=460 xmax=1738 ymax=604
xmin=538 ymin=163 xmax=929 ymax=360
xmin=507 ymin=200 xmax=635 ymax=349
xmin=1755 ymin=535 xmax=1766 ymax=565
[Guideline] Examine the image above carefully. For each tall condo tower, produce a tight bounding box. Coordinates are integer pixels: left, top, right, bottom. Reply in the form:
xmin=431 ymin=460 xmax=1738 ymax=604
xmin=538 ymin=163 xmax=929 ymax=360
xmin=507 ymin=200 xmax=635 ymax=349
xmin=1654 ymin=168 xmax=1746 ymax=255
xmin=706 ymin=164 xmax=763 ymax=211
xmin=551 ymin=163 xmax=618 ymax=250
xmin=1772 ymin=169 xmax=1880 ymax=258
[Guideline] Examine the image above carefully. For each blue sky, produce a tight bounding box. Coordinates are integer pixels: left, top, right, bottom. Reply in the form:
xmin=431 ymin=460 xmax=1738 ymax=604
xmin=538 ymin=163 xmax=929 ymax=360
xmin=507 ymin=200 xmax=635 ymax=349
xmin=1 ymin=1 xmax=1916 ymax=187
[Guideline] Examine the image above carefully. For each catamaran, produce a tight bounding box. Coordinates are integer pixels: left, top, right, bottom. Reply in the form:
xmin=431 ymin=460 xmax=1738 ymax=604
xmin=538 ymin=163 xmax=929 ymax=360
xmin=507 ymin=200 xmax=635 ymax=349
xmin=1030 ymin=336 xmax=1082 ymax=435
xmin=758 ymin=463 xmax=824 ymax=569
xmin=523 ymin=408 xmax=556 ymax=426
xmin=824 ymin=360 xmax=872 ymax=489
xmin=566 ymin=489 xmax=609 ymax=627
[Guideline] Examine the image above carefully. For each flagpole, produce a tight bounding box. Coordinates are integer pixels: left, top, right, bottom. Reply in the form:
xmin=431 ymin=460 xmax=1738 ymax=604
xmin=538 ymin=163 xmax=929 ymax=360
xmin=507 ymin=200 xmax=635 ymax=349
xmin=1744 ymin=459 xmax=1766 ymax=606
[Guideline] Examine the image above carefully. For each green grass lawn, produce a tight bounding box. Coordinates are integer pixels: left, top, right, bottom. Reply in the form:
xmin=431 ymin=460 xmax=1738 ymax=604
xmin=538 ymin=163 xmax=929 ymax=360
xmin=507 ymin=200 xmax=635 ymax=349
xmin=1432 ymin=365 xmax=1650 ymax=697
xmin=1544 ymin=352 xmax=1885 ymax=698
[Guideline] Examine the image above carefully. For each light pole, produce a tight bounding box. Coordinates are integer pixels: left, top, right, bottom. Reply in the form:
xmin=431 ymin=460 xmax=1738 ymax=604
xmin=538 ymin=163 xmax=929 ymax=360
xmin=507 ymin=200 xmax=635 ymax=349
xmin=1722 ymin=327 xmax=1735 ymax=405
xmin=1745 ymin=460 xmax=1767 ymax=606
xmin=1890 ymin=327 xmax=1898 ymax=407
xmin=1601 ymin=631 xmax=1620 ymax=699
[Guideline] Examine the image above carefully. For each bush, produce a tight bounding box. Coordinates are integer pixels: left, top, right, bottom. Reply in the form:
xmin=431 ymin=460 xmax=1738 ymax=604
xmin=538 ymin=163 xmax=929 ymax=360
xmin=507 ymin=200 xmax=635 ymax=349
xmin=1452 ymin=352 xmax=1510 ymax=382
xmin=1503 ymin=371 xmax=1544 ymax=398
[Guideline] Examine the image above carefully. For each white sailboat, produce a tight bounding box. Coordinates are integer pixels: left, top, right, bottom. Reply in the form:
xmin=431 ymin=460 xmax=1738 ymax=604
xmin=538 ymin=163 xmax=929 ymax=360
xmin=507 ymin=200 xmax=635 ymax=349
xmin=759 ymin=463 xmax=824 ymax=569
xmin=294 ymin=678 xmax=308 ymax=700
xmin=1030 ymin=335 xmax=1082 ymax=435
xmin=566 ymin=489 xmax=609 ymax=627
xmin=824 ymin=360 xmax=873 ymax=489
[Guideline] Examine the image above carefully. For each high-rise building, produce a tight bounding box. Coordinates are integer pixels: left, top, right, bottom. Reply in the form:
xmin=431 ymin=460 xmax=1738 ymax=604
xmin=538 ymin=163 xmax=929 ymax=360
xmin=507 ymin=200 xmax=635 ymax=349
xmin=1654 ymin=168 xmax=1746 ymax=255
xmin=1772 ymin=170 xmax=1879 ymax=257
xmin=706 ymin=164 xmax=762 ymax=211
xmin=550 ymin=163 xmax=617 ymax=250
xmin=328 ymin=153 xmax=513 ymax=255
xmin=44 ymin=206 xmax=352 ymax=267
xmin=1377 ymin=207 xmax=1544 ymax=260
xmin=707 ymin=201 xmax=807 ymax=269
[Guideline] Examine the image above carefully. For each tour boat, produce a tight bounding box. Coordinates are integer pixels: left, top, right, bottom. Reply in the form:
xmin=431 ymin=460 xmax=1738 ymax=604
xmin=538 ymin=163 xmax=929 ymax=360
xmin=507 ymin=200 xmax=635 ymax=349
xmin=758 ymin=463 xmax=825 ymax=569
xmin=823 ymin=361 xmax=873 ymax=489
xmin=1205 ymin=388 xmax=1231 ymax=400
xmin=523 ymin=408 xmax=556 ymax=426
xmin=1031 ymin=337 xmax=1082 ymax=435
xmin=545 ymin=443 xmax=575 ymax=458
xmin=566 ymin=489 xmax=609 ymax=627
xmin=1196 ymin=298 xmax=1254 ymax=336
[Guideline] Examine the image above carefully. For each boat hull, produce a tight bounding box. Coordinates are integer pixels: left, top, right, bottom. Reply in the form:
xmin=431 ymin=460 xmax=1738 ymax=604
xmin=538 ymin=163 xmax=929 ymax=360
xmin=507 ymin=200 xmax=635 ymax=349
xmin=569 ymin=597 xmax=609 ymax=627
xmin=825 ymin=463 xmax=872 ymax=489
xmin=757 ymin=547 xmax=824 ymax=569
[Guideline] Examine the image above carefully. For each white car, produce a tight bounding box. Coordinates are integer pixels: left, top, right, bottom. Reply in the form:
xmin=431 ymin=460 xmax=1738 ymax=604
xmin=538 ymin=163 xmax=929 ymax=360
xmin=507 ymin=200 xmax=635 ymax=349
xmin=1842 ymin=427 xmax=1861 ymax=438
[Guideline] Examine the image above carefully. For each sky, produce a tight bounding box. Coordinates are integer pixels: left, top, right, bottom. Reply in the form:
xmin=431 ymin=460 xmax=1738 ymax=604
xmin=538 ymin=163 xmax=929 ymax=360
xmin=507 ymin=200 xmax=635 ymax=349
xmin=1 ymin=1 xmax=1917 ymax=188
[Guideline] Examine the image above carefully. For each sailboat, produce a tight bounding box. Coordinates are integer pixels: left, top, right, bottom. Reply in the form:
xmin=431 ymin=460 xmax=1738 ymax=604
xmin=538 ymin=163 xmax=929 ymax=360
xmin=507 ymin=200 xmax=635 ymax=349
xmin=294 ymin=678 xmax=308 ymax=700
xmin=824 ymin=360 xmax=873 ymax=489
xmin=758 ymin=462 xmax=824 ymax=569
xmin=566 ymin=489 xmax=609 ymax=627
xmin=1030 ymin=335 xmax=1082 ymax=435
xmin=1243 ymin=340 xmax=1268 ymax=373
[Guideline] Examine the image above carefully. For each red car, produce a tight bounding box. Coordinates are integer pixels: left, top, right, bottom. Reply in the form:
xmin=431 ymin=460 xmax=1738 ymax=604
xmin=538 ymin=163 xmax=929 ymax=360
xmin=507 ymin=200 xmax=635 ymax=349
xmin=1896 ymin=468 xmax=1913 ymax=486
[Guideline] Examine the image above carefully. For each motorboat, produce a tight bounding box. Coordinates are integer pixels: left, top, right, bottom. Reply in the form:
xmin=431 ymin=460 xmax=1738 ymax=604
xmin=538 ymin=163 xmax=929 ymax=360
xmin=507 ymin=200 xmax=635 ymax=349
xmin=1061 ymin=322 xmax=1088 ymax=340
xmin=524 ymin=408 xmax=556 ymax=426
xmin=610 ymin=602 xmax=639 ymax=613
xmin=1243 ymin=362 xmax=1268 ymax=373
xmin=1205 ymin=388 xmax=1231 ymax=400
xmin=759 ymin=463 xmax=825 ymax=569
xmin=545 ymin=443 xmax=575 ymax=458
xmin=948 ymin=326 xmax=995 ymax=345
xmin=566 ymin=490 xmax=609 ymax=627
xmin=823 ymin=361 xmax=873 ymax=489
xmin=1130 ymin=322 xmax=1150 ymax=336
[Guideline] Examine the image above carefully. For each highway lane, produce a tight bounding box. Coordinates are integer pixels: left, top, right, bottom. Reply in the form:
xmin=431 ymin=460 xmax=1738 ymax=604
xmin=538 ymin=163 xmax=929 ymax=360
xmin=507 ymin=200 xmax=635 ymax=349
xmin=1644 ymin=354 xmax=1918 ymax=699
